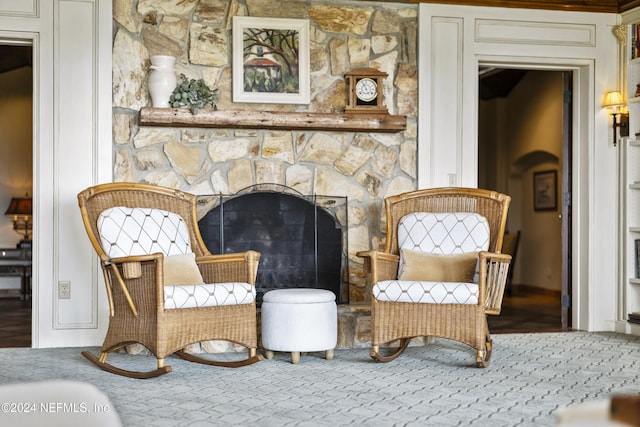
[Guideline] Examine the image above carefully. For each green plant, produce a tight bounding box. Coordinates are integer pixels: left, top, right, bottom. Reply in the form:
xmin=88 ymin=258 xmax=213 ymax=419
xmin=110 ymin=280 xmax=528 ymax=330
xmin=169 ymin=74 xmax=219 ymax=114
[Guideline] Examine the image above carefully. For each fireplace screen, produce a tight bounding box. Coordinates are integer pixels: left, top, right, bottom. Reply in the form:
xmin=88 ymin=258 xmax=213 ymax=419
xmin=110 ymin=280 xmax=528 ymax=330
xmin=197 ymin=184 xmax=348 ymax=304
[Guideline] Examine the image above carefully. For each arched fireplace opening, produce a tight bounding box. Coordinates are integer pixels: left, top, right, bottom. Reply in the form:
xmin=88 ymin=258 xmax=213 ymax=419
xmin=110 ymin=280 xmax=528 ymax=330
xmin=197 ymin=184 xmax=348 ymax=304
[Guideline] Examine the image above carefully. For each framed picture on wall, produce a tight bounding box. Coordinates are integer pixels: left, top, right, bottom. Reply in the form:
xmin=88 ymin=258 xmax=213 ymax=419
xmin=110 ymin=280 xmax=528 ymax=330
xmin=232 ymin=17 xmax=310 ymax=104
xmin=635 ymin=239 xmax=640 ymax=278
xmin=533 ymin=170 xmax=557 ymax=211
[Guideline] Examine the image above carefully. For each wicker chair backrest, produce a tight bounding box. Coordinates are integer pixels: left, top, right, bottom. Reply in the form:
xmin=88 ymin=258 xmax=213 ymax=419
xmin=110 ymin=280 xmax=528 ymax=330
xmin=383 ymin=188 xmax=511 ymax=255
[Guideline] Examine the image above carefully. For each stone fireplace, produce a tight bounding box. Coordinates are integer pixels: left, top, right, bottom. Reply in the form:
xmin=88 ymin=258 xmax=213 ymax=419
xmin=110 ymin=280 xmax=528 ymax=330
xmin=112 ymin=1 xmax=419 ymax=344
xmin=197 ymin=184 xmax=348 ymax=304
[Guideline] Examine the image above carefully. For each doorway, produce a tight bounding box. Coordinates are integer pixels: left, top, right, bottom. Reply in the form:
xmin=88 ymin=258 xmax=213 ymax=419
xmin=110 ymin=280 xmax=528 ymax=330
xmin=0 ymin=43 xmax=33 ymax=347
xmin=478 ymin=67 xmax=571 ymax=333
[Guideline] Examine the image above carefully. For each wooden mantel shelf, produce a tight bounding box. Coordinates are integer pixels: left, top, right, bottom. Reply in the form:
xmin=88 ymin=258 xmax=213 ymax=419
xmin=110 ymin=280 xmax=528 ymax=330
xmin=139 ymin=108 xmax=407 ymax=133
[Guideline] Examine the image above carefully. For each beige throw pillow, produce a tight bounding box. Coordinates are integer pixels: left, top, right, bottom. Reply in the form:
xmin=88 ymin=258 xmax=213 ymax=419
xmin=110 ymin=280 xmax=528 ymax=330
xmin=399 ymin=249 xmax=478 ymax=283
xmin=164 ymin=253 xmax=205 ymax=286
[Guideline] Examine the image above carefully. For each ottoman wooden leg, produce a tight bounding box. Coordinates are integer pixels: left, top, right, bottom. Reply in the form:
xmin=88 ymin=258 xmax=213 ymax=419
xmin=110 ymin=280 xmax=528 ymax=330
xmin=325 ymin=349 xmax=334 ymax=360
xmin=291 ymin=352 xmax=300 ymax=364
xmin=265 ymin=350 xmax=274 ymax=360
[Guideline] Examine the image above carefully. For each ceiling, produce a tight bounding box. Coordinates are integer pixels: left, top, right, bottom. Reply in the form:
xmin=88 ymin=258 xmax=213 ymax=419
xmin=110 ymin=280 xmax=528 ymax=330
xmin=479 ymin=68 xmax=528 ymax=101
xmin=408 ymin=0 xmax=635 ymax=14
xmin=0 ymin=45 xmax=32 ymax=75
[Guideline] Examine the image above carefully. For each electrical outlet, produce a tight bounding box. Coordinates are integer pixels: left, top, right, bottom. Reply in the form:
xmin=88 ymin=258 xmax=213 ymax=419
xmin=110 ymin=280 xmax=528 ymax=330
xmin=58 ymin=281 xmax=71 ymax=299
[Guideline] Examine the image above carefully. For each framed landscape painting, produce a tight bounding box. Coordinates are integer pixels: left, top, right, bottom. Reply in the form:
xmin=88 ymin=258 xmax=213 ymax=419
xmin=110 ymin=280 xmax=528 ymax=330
xmin=533 ymin=170 xmax=557 ymax=211
xmin=232 ymin=17 xmax=310 ymax=104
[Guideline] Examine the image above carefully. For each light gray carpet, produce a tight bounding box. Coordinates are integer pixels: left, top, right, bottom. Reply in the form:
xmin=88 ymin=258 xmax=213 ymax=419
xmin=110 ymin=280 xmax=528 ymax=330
xmin=0 ymin=332 xmax=639 ymax=426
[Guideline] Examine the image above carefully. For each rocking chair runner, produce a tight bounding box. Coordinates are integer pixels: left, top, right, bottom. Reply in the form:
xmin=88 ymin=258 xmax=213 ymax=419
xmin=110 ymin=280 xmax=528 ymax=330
xmin=357 ymin=187 xmax=511 ymax=367
xmin=77 ymin=182 xmax=262 ymax=379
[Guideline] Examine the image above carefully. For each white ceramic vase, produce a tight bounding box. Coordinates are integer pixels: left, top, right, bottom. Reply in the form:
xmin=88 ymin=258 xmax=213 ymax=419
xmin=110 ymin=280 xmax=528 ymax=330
xmin=148 ymin=55 xmax=177 ymax=108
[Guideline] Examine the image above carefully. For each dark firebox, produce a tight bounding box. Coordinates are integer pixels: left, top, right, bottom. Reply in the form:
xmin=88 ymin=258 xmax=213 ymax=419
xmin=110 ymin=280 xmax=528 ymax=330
xmin=197 ymin=185 xmax=348 ymax=304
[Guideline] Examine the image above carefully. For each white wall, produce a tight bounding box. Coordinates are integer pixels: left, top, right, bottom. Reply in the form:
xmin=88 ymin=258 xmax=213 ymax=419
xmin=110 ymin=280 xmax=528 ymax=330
xmin=419 ymin=4 xmax=619 ymax=331
xmin=511 ymin=72 xmax=563 ymax=292
xmin=521 ymin=164 xmax=563 ymax=291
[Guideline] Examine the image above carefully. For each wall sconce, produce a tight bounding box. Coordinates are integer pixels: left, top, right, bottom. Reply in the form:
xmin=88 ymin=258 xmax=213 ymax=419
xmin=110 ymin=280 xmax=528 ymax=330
xmin=603 ymin=91 xmax=629 ymax=146
xmin=4 ymin=195 xmax=32 ymax=243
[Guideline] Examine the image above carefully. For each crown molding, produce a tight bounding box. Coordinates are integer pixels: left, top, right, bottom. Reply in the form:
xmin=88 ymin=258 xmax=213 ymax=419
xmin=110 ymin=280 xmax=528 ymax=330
xmin=398 ymin=0 xmax=622 ymax=13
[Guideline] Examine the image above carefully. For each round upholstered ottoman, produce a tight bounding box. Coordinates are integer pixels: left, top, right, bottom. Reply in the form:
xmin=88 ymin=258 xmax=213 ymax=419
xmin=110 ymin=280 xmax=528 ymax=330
xmin=261 ymin=288 xmax=337 ymax=364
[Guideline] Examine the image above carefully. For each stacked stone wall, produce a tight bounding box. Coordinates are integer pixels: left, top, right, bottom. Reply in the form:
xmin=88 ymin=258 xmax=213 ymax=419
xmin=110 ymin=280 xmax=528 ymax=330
xmin=112 ymin=0 xmax=418 ymax=302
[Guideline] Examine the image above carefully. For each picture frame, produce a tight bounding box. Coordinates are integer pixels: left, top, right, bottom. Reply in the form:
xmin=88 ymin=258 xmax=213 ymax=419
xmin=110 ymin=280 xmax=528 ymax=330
xmin=635 ymin=239 xmax=640 ymax=278
xmin=533 ymin=170 xmax=557 ymax=211
xmin=232 ymin=17 xmax=310 ymax=104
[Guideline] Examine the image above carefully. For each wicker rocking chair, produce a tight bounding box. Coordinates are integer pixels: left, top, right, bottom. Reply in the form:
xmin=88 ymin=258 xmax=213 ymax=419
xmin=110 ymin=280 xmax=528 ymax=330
xmin=357 ymin=187 xmax=511 ymax=367
xmin=77 ymin=182 xmax=262 ymax=379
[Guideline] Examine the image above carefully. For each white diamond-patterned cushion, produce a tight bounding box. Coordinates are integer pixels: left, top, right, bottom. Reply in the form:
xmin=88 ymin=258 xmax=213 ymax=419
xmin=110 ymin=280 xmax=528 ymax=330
xmin=97 ymin=207 xmax=191 ymax=258
xmin=373 ymin=280 xmax=478 ymax=304
xmin=98 ymin=206 xmax=255 ymax=309
xmin=164 ymin=282 xmax=256 ymax=309
xmin=398 ymin=212 xmax=490 ymax=255
xmin=379 ymin=212 xmax=489 ymax=305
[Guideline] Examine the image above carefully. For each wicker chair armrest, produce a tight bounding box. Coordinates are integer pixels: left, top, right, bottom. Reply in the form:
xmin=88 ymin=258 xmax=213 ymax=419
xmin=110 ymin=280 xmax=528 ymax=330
xmin=196 ymin=250 xmax=261 ymax=286
xmin=102 ymin=254 xmax=164 ymax=317
xmin=105 ymin=254 xmax=164 ymax=281
xmin=356 ymin=250 xmax=400 ymax=283
xmin=478 ymin=251 xmax=511 ymax=315
xmin=105 ymin=254 xmax=164 ymax=280
xmin=105 ymin=253 xmax=164 ymax=265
